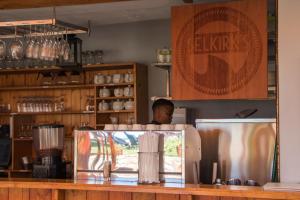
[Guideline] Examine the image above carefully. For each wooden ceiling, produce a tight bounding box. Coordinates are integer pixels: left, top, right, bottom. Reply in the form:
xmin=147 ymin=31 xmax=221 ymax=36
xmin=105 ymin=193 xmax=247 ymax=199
xmin=0 ymin=0 xmax=132 ymax=10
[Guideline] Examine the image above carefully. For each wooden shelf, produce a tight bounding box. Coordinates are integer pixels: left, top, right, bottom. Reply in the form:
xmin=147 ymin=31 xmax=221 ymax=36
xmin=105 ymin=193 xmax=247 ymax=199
xmin=14 ymin=136 xmax=75 ymax=141
xmin=0 ymin=113 xmax=10 ymax=116
xmin=14 ymin=137 xmax=33 ymax=141
xmin=96 ymin=124 xmax=105 ymax=127
xmin=97 ymin=110 xmax=134 ymax=114
xmin=83 ymin=63 xmax=135 ymax=70
xmin=0 ymin=83 xmax=134 ymax=91
xmin=11 ymin=170 xmax=32 ymax=173
xmin=95 ymin=82 xmax=134 ymax=87
xmin=0 ymin=84 xmax=94 ymax=91
xmin=0 ymin=63 xmax=135 ymax=74
xmin=10 ymin=111 xmax=95 ymax=115
xmin=96 ymin=96 xmax=134 ymax=100
xmin=0 ymin=66 xmax=63 ymax=74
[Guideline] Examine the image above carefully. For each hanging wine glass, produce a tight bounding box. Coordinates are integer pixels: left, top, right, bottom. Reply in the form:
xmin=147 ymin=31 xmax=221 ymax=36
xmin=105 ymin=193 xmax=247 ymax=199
xmin=63 ymin=28 xmax=70 ymax=61
xmin=0 ymin=39 xmax=6 ymax=61
xmin=40 ymin=24 xmax=49 ymax=60
xmin=9 ymin=26 xmax=24 ymax=60
xmin=59 ymin=29 xmax=66 ymax=57
xmin=48 ymin=26 xmax=56 ymax=61
xmin=25 ymin=25 xmax=34 ymax=59
xmin=32 ymin=26 xmax=41 ymax=60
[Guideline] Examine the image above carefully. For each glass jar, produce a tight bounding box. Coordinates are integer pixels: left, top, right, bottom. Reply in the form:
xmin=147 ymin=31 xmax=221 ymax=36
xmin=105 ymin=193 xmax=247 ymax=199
xmin=85 ymin=96 xmax=94 ymax=111
xmin=86 ymin=51 xmax=94 ymax=65
xmin=95 ymin=50 xmax=103 ymax=64
xmin=82 ymin=51 xmax=87 ymax=65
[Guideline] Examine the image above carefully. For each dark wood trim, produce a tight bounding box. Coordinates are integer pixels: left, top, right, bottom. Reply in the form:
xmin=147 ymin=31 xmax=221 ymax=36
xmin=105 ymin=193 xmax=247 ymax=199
xmin=182 ymin=0 xmax=193 ymax=3
xmin=0 ymin=0 xmax=132 ymax=10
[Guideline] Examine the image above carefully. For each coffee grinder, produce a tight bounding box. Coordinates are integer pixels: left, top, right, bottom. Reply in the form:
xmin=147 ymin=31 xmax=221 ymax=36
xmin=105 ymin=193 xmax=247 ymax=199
xmin=32 ymin=124 xmax=66 ymax=179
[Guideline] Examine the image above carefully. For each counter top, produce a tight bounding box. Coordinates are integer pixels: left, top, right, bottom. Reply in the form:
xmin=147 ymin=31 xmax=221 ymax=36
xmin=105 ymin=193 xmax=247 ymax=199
xmin=0 ymin=178 xmax=299 ymax=199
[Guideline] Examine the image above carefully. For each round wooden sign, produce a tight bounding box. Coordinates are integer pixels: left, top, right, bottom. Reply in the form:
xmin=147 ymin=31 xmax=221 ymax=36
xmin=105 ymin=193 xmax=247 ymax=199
xmin=175 ymin=7 xmax=263 ymax=95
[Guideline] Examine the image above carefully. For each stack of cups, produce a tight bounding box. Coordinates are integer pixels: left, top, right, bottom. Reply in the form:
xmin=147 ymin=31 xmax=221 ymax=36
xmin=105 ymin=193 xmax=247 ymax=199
xmin=138 ymin=132 xmax=162 ymax=184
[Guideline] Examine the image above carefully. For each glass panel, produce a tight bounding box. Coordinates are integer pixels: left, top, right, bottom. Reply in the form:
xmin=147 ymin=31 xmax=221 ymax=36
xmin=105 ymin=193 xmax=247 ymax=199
xmin=75 ymin=130 xmax=184 ymax=182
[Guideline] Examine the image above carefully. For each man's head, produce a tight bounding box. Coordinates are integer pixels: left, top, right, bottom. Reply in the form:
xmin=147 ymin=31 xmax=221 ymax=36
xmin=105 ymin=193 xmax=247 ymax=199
xmin=152 ymin=99 xmax=174 ymax=124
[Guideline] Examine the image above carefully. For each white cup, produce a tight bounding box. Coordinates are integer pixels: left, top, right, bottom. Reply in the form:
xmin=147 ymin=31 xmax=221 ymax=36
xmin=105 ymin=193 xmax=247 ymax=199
xmin=146 ymin=124 xmax=159 ymax=131
xmin=113 ymin=74 xmax=124 ymax=83
xmin=132 ymin=124 xmax=142 ymax=131
xmin=106 ymin=75 xmax=112 ymax=84
xmin=114 ymin=88 xmax=124 ymax=97
xmin=118 ymin=124 xmax=128 ymax=130
xmin=127 ymin=125 xmax=133 ymax=130
xmin=160 ymin=124 xmax=174 ymax=131
xmin=104 ymin=124 xmax=115 ymax=130
xmin=175 ymin=124 xmax=187 ymax=130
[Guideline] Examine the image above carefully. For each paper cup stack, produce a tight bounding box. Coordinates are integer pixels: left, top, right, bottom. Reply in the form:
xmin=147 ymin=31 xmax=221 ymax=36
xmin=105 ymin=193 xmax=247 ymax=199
xmin=138 ymin=132 xmax=163 ymax=184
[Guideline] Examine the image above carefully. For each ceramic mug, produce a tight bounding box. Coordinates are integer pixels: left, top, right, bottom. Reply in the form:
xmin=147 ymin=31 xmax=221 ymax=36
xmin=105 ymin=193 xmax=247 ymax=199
xmin=124 ymin=85 xmax=133 ymax=97
xmin=98 ymin=100 xmax=109 ymax=111
xmin=146 ymin=124 xmax=159 ymax=131
xmin=104 ymin=124 xmax=116 ymax=130
xmin=112 ymin=74 xmax=124 ymax=84
xmin=160 ymin=124 xmax=174 ymax=131
xmin=132 ymin=124 xmax=143 ymax=131
xmin=127 ymin=124 xmax=133 ymax=130
xmin=112 ymin=100 xmax=124 ymax=110
xmin=124 ymin=72 xmax=134 ymax=83
xmin=174 ymin=124 xmax=187 ymax=130
xmin=118 ymin=124 xmax=128 ymax=130
xmin=99 ymin=87 xmax=110 ymax=97
xmin=94 ymin=73 xmax=105 ymax=84
xmin=106 ymin=75 xmax=112 ymax=84
xmin=114 ymin=88 xmax=124 ymax=97
xmin=124 ymin=99 xmax=134 ymax=110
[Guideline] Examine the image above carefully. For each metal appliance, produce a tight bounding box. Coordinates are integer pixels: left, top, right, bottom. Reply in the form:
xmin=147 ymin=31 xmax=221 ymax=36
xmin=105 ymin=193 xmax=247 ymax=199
xmin=196 ymin=118 xmax=276 ymax=185
xmin=74 ymin=127 xmax=201 ymax=183
xmin=32 ymin=124 xmax=66 ymax=179
xmin=0 ymin=124 xmax=11 ymax=169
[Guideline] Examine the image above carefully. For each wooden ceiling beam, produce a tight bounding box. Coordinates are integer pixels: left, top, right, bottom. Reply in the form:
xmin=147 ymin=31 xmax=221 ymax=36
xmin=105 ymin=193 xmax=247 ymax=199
xmin=0 ymin=0 xmax=132 ymax=10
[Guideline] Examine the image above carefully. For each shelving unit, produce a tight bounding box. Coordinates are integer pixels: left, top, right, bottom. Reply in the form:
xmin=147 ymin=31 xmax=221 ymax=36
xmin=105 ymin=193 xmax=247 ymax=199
xmin=0 ymin=84 xmax=94 ymax=91
xmin=0 ymin=62 xmax=148 ymax=178
xmin=96 ymin=96 xmax=133 ymax=100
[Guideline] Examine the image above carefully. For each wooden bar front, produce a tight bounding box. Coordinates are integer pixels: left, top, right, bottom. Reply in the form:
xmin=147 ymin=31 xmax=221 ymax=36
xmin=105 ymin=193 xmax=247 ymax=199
xmin=0 ymin=178 xmax=299 ymax=200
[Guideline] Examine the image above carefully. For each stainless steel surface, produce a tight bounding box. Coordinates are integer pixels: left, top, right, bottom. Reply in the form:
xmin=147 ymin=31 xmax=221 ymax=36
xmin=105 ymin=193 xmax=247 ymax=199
xmin=196 ymin=118 xmax=276 ymax=185
xmin=74 ymin=130 xmax=194 ymax=183
xmin=196 ymin=118 xmax=276 ymax=123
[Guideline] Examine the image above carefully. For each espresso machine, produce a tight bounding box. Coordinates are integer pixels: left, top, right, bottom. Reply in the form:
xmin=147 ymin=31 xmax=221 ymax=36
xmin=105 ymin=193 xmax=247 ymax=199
xmin=32 ymin=124 xmax=66 ymax=179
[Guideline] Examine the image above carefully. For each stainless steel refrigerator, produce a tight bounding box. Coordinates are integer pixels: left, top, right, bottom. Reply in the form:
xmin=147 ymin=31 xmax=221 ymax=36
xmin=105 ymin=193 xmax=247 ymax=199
xmin=196 ymin=118 xmax=276 ymax=185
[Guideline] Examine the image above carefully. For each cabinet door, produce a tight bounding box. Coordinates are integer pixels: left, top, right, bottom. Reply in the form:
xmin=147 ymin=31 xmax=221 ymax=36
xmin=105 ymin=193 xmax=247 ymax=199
xmin=171 ymin=0 xmax=267 ymax=100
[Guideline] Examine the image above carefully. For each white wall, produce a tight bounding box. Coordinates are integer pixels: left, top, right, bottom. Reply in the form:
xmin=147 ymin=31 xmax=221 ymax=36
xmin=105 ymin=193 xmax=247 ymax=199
xmin=278 ymin=0 xmax=300 ymax=183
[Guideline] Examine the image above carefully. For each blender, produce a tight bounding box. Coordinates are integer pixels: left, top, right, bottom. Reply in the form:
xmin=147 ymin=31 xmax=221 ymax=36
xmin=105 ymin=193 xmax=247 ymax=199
xmin=32 ymin=124 xmax=66 ymax=179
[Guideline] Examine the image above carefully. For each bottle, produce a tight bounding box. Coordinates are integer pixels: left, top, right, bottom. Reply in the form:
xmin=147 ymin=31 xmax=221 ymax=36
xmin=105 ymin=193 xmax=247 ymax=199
xmin=103 ymin=160 xmax=111 ymax=181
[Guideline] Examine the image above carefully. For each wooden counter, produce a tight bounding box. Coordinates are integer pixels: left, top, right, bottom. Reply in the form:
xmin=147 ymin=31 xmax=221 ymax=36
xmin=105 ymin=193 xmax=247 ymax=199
xmin=0 ymin=178 xmax=299 ymax=200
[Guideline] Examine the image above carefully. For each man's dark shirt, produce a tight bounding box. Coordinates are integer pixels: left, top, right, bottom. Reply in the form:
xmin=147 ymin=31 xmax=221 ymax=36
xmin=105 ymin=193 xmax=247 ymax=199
xmin=150 ymin=120 xmax=161 ymax=125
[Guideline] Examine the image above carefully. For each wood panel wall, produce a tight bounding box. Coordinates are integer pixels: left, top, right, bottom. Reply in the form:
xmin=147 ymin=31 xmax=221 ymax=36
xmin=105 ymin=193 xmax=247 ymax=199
xmin=0 ymin=189 xmax=286 ymax=200
xmin=171 ymin=0 xmax=268 ymax=100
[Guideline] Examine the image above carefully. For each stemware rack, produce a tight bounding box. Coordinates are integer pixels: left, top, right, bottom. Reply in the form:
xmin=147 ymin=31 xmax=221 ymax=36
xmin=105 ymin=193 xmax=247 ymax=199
xmin=0 ymin=18 xmax=89 ymax=39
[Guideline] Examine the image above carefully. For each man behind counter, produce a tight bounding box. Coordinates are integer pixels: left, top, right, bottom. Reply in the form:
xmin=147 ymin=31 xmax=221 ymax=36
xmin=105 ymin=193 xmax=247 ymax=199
xmin=151 ymin=98 xmax=174 ymax=125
